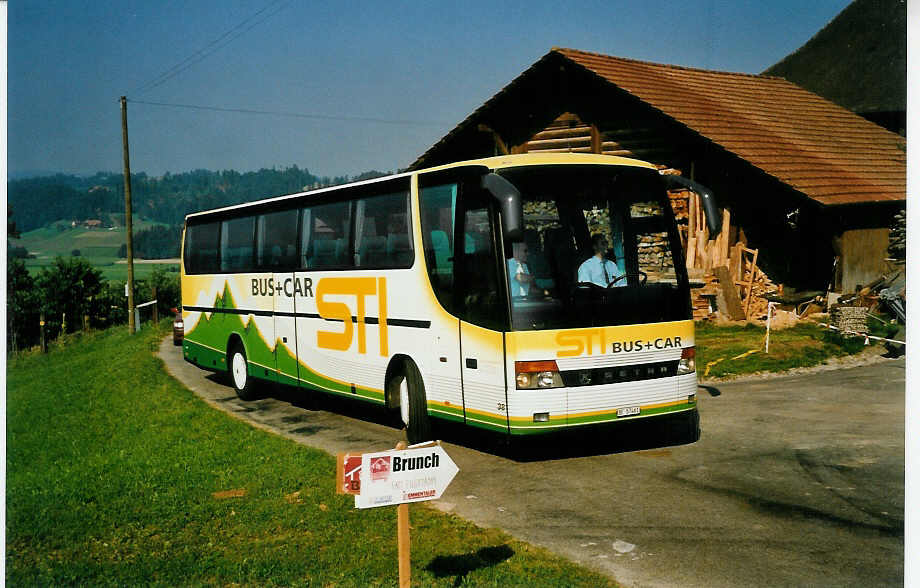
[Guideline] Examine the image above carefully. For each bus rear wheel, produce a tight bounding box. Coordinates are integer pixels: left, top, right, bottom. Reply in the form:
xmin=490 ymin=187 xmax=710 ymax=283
xmin=228 ymin=343 xmax=257 ymax=401
xmin=394 ymin=361 xmax=432 ymax=444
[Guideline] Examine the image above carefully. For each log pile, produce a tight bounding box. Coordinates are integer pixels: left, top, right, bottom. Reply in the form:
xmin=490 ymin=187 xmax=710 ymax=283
xmin=668 ymin=172 xmax=780 ymax=322
xmin=829 ymin=304 xmax=868 ymax=334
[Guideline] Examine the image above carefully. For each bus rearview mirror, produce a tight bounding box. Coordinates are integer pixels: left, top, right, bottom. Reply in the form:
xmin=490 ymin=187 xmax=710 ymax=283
xmin=481 ymin=173 xmax=523 ymax=241
xmin=663 ymin=175 xmax=721 ymax=239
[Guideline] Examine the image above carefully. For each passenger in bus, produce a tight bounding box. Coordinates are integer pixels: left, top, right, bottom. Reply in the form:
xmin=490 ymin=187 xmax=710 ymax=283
xmin=577 ymin=234 xmax=624 ymax=287
xmin=507 ymin=241 xmax=534 ymax=297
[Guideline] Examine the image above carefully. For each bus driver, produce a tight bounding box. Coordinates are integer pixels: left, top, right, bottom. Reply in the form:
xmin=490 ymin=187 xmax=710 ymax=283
xmin=577 ymin=234 xmax=624 ymax=287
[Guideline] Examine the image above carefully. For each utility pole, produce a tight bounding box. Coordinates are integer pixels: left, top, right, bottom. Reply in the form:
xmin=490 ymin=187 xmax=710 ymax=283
xmin=120 ymin=96 xmax=136 ymax=333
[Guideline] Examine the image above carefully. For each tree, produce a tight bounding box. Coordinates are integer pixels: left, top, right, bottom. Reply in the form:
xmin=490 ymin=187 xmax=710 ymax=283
xmin=8 ymin=206 xmax=20 ymax=239
xmin=7 ymin=259 xmax=37 ymax=351
xmin=34 ymin=257 xmax=104 ymax=336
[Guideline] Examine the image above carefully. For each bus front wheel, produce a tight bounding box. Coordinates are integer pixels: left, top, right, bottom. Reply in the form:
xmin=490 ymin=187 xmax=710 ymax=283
xmin=228 ymin=343 xmax=257 ymax=401
xmin=396 ymin=361 xmax=432 ymax=444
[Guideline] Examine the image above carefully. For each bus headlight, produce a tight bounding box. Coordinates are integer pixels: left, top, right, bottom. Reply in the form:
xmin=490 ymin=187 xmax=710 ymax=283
xmin=677 ymin=346 xmax=696 ymax=375
xmin=515 ymin=361 xmax=563 ymax=389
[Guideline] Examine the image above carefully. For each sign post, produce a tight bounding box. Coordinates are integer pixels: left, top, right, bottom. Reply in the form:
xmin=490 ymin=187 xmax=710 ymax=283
xmin=337 ymin=441 xmax=459 ymax=587
xmin=395 ymin=442 xmax=410 ymax=588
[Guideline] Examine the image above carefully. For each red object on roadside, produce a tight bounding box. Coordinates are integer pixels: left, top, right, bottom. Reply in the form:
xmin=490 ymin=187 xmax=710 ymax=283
xmin=173 ymin=310 xmax=184 ymax=346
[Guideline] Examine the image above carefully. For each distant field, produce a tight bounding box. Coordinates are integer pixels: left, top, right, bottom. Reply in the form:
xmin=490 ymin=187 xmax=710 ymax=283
xmin=17 ymin=220 xmax=179 ymax=282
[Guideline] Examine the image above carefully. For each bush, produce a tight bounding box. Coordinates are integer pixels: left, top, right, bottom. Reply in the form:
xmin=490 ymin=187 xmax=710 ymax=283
xmin=71 ymin=249 xmax=81 ymax=257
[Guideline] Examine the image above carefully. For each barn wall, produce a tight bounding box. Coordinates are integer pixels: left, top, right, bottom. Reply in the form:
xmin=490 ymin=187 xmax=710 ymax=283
xmin=838 ymin=228 xmax=890 ymax=292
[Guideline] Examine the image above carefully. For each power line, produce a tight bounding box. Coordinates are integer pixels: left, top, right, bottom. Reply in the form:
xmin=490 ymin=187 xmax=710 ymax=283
xmin=127 ymin=99 xmax=449 ymax=127
xmin=132 ymin=0 xmax=291 ymax=96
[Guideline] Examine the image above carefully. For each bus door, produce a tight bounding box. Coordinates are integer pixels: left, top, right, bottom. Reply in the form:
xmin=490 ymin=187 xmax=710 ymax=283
xmin=274 ymin=268 xmax=298 ymax=387
xmin=257 ymin=208 xmax=301 ymax=387
xmin=456 ymin=194 xmax=510 ymax=433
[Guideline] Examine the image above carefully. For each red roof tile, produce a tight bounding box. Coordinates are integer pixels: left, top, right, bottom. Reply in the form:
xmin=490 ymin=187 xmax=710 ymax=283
xmin=555 ymin=48 xmax=905 ymax=205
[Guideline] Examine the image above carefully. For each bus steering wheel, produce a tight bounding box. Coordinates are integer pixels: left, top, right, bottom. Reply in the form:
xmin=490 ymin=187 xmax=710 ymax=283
xmin=608 ymin=271 xmax=647 ymax=287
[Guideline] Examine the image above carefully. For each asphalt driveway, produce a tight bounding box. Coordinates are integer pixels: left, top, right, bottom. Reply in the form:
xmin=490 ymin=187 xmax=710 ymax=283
xmin=158 ymin=337 xmax=904 ymax=587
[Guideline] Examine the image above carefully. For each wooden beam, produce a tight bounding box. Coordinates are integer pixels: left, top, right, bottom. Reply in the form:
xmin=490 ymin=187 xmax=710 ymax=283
xmin=590 ymin=124 xmax=602 ymax=154
xmin=713 ymin=266 xmax=746 ymax=321
xmin=477 ymin=124 xmax=509 ymax=155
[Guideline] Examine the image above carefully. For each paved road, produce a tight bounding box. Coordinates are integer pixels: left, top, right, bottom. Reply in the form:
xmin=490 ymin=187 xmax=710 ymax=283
xmin=158 ymin=338 xmax=904 ymax=587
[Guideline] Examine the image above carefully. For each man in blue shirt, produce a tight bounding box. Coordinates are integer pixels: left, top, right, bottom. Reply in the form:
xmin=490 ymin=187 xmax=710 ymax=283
xmin=577 ymin=234 xmax=624 ymax=287
xmin=507 ymin=241 xmax=533 ymax=296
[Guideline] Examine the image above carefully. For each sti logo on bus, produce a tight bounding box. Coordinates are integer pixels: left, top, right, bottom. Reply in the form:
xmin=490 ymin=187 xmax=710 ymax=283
xmin=556 ymin=328 xmax=682 ymax=357
xmin=316 ymin=277 xmax=388 ymax=356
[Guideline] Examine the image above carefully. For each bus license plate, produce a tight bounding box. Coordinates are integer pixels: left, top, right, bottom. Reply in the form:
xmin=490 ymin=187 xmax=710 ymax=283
xmin=617 ymin=406 xmax=640 ymax=417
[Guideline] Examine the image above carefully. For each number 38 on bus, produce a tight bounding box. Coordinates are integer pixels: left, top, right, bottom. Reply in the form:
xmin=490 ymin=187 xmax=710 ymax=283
xmin=180 ymin=153 xmax=721 ymax=444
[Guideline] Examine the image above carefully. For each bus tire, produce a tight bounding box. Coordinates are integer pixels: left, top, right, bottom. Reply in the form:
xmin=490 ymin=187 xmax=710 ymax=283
xmin=398 ymin=361 xmax=432 ymax=444
xmin=228 ymin=342 xmax=257 ymax=401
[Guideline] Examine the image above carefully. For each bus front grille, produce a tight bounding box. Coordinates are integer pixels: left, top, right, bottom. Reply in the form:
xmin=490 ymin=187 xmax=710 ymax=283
xmin=559 ymin=360 xmax=679 ymax=387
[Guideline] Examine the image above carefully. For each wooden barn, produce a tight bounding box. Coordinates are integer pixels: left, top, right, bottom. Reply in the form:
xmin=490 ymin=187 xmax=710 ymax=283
xmin=409 ymin=48 xmax=906 ymax=303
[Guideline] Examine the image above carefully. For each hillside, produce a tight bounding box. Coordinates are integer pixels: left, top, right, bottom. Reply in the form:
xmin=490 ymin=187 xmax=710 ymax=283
xmin=7 ymin=166 xmax=391 ymax=235
xmin=763 ymin=0 xmax=906 ymax=132
xmin=15 ymin=220 xmax=179 ymax=281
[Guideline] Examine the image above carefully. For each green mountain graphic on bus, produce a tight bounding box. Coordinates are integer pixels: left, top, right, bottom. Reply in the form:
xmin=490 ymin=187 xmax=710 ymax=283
xmin=183 ymin=281 xmax=384 ymax=404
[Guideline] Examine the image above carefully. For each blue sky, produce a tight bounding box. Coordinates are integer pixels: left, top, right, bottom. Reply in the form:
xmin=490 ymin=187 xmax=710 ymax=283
xmin=8 ymin=0 xmax=852 ymax=178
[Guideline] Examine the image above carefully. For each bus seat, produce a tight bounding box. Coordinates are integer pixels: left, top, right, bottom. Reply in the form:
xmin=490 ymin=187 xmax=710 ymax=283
xmin=544 ymin=227 xmax=577 ymax=292
xmin=464 ymin=231 xmax=487 ymax=254
xmin=270 ymin=245 xmax=282 ymax=267
xmin=360 ymin=235 xmax=387 ymax=267
xmin=311 ymin=238 xmax=339 ymax=267
xmin=430 ymin=230 xmax=451 ymax=271
xmin=387 ymin=233 xmax=412 ymax=266
xmin=334 ymin=238 xmax=348 ymax=264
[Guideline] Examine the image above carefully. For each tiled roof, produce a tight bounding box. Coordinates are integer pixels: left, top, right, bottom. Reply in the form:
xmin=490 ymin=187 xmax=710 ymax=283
xmin=555 ymin=48 xmax=905 ymax=205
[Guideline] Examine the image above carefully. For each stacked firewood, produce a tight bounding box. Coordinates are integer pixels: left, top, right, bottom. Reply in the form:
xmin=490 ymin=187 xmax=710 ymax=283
xmin=829 ymin=304 xmax=868 ymax=334
xmin=740 ymin=266 xmax=777 ymax=320
xmin=691 ymin=273 xmax=720 ymax=320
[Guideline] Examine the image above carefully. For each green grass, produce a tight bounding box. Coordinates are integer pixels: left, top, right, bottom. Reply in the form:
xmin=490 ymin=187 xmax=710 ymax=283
xmin=17 ymin=220 xmax=178 ymax=282
xmin=694 ymin=321 xmax=868 ymax=379
xmin=6 ymin=324 xmax=617 ymax=587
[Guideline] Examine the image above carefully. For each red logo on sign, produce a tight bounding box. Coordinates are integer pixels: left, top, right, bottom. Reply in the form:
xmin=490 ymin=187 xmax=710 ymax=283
xmin=370 ymin=456 xmax=391 ymax=481
xmin=342 ymin=455 xmax=362 ymax=494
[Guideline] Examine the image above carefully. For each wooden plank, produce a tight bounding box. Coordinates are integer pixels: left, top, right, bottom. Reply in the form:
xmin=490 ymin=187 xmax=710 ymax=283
xmin=590 ymin=125 xmax=602 ymax=154
xmin=526 ymin=136 xmax=591 ymax=149
xmin=531 ymin=126 xmax=593 ymax=140
xmin=720 ymin=209 xmax=731 ymax=264
xmin=686 ymin=236 xmax=697 ymax=270
xmin=713 ymin=265 xmax=746 ymax=320
xmin=729 ymin=242 xmax=743 ymax=282
xmin=687 ymin=192 xmax=697 ymax=236
xmin=743 ymin=249 xmax=759 ymax=317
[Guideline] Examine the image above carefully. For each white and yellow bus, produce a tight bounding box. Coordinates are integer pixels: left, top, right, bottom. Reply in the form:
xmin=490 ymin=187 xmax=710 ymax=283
xmin=180 ymin=153 xmax=720 ymax=443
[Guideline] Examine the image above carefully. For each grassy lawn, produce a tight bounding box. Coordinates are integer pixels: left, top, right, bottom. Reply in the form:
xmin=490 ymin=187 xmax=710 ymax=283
xmin=17 ymin=220 xmax=178 ymax=282
xmin=694 ymin=321 xmax=870 ymax=379
xmin=6 ymin=324 xmax=616 ymax=587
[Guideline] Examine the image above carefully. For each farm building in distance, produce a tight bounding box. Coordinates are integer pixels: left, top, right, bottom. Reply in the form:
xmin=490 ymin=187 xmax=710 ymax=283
xmin=410 ymin=47 xmax=906 ymax=299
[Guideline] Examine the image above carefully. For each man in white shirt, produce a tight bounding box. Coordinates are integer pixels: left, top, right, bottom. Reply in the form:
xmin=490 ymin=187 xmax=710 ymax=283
xmin=577 ymin=234 xmax=624 ymax=287
xmin=507 ymin=241 xmax=533 ymax=296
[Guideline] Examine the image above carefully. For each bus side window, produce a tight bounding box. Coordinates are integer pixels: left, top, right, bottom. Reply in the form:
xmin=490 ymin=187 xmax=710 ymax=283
xmin=306 ymin=201 xmax=353 ymax=270
xmin=457 ymin=204 xmax=506 ymax=330
xmin=184 ymin=220 xmax=220 ymax=274
xmin=419 ymin=183 xmax=457 ymax=313
xmin=220 ymin=216 xmax=255 ymax=273
xmin=256 ymin=209 xmax=299 ymax=271
xmin=354 ymin=190 xmax=412 ymax=268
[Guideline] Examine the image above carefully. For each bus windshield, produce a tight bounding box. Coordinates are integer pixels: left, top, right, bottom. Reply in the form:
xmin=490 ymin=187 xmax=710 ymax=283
xmin=498 ymin=165 xmax=690 ymax=331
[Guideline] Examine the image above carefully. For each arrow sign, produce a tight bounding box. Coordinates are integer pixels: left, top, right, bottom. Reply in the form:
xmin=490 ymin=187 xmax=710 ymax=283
xmin=355 ymin=442 xmax=459 ymax=509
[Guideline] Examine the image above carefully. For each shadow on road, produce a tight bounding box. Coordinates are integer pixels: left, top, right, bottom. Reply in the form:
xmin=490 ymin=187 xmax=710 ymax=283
xmin=212 ymin=375 xmax=701 ymax=462
xmin=699 ymin=384 xmax=721 ymax=397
